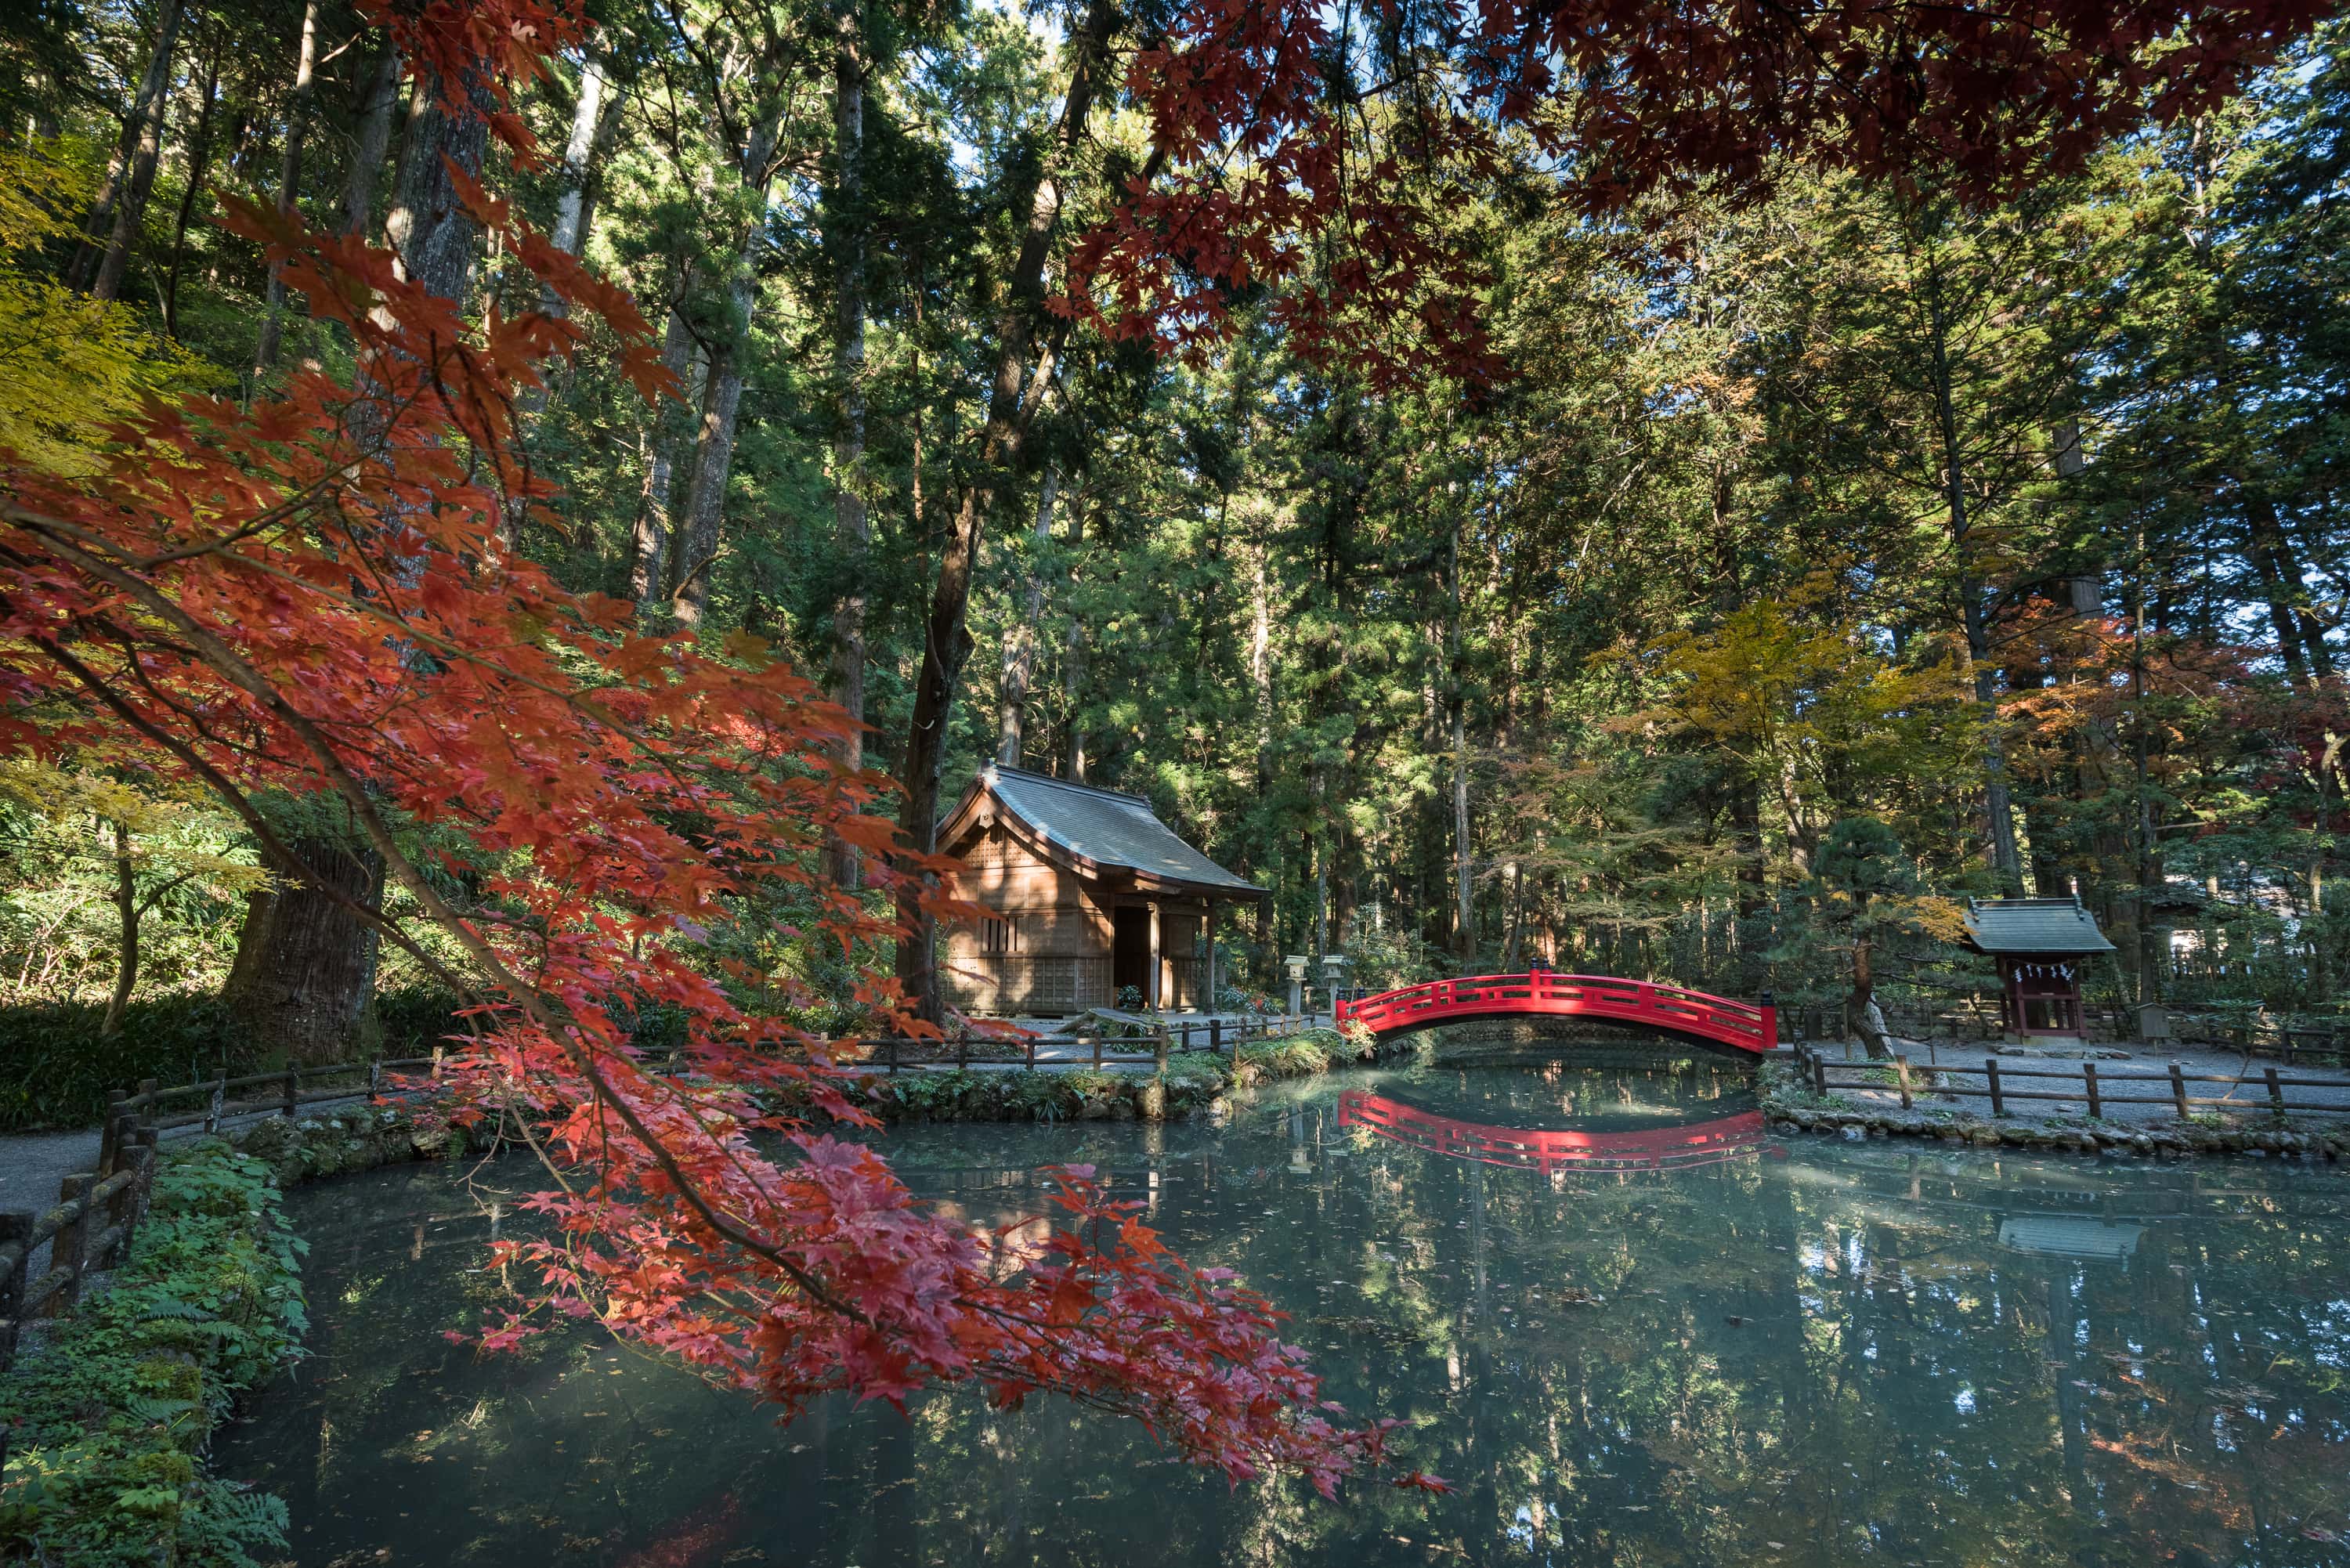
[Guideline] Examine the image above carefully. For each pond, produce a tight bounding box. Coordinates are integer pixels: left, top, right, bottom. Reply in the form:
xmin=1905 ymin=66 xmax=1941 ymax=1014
xmin=216 ymin=1061 xmax=2350 ymax=1566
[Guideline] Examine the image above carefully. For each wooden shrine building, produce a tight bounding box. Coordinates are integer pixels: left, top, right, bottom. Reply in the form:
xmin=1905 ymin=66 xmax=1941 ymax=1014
xmin=1962 ymin=895 xmax=2116 ymax=1040
xmin=938 ymin=765 xmax=1262 ymax=1017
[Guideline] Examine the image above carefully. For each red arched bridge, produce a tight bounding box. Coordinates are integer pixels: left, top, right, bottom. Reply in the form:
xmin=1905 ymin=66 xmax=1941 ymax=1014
xmin=1333 ymin=972 xmax=1777 ymax=1057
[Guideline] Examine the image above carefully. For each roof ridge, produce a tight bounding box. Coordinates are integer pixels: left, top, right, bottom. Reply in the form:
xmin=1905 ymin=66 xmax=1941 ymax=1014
xmin=985 ymin=763 xmax=1153 ymax=808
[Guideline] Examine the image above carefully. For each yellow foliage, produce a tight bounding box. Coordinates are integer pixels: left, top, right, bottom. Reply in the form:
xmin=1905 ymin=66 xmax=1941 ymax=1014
xmin=0 ymin=758 xmax=269 ymax=894
xmin=0 ymin=139 xmax=201 ymax=475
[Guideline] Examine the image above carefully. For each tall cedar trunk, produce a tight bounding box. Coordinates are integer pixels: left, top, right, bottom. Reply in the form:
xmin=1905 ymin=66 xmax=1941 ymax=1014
xmin=825 ymin=0 xmax=872 ymax=886
xmin=91 ymin=0 xmax=189 ymax=301
xmin=226 ymin=64 xmax=490 ymax=1062
xmin=161 ymin=38 xmax=219 ymax=340
xmin=2243 ymin=490 xmax=2330 ymax=684
xmin=995 ymin=468 xmax=1056 ymax=764
xmin=631 ymin=309 xmax=697 ymax=607
xmin=668 ymin=301 xmax=749 ymax=623
xmin=73 ymin=0 xmax=186 ymax=291
xmin=222 ymin=836 xmax=388 ymax=1063
xmin=667 ymin=74 xmax=791 ymax=627
xmin=1448 ymin=530 xmax=1473 ymax=963
xmin=504 ymin=54 xmax=622 ymax=541
xmin=254 ymin=0 xmax=321 ymax=372
xmin=893 ymin=0 xmax=1121 ymax=1021
xmin=341 ymin=42 xmax=403 ymax=237
xmin=103 ymin=818 xmax=139 ymax=1038
xmin=1925 ymin=249 xmax=2025 ymax=887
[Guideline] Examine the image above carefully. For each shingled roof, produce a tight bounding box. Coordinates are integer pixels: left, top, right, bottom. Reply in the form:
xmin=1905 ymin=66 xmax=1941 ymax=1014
xmin=1963 ymin=896 xmax=2116 ymax=955
xmin=945 ymin=765 xmax=1261 ymax=898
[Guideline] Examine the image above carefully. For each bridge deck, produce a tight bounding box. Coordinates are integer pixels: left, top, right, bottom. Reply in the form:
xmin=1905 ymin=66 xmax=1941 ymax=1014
xmin=1336 ymin=973 xmax=1776 ymax=1056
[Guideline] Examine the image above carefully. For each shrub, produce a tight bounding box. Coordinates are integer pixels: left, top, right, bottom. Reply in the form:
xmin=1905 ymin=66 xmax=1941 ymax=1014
xmin=0 ymin=1140 xmax=306 ymax=1566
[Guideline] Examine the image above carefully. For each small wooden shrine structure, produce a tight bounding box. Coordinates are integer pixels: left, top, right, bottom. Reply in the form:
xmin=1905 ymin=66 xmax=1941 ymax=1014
xmin=937 ymin=765 xmax=1261 ymax=1017
xmin=1962 ymin=895 xmax=2116 ymax=1040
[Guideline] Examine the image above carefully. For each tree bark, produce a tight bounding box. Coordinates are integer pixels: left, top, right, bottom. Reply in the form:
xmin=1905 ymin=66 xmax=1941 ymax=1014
xmin=893 ymin=0 xmax=1122 ymax=1021
xmin=254 ymin=0 xmax=321 ymax=373
xmin=102 ymin=818 xmax=139 ymax=1039
xmin=631 ymin=309 xmax=697 ymax=608
xmin=666 ymin=70 xmax=793 ymax=627
xmin=73 ymin=0 xmax=186 ymax=292
xmin=161 ymin=37 xmax=219 ymax=341
xmin=222 ymin=835 xmax=387 ymax=1063
xmin=225 ymin=60 xmax=492 ymax=1065
xmin=1925 ymin=249 xmax=2025 ymax=888
xmin=825 ymin=0 xmax=872 ymax=886
xmin=341 ymin=41 xmax=403 ymax=238
xmin=91 ymin=0 xmax=189 ymax=302
xmin=995 ymin=468 xmax=1057 ymax=765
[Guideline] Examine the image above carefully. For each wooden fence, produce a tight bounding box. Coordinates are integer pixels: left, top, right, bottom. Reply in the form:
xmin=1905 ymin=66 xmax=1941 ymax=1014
xmin=852 ymin=1013 xmax=1313 ymax=1074
xmin=1777 ymin=1003 xmax=2348 ymax=1062
xmin=1791 ymin=1045 xmax=2350 ymax=1122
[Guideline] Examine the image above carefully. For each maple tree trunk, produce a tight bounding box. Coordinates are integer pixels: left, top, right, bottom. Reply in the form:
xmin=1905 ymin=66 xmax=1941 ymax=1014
xmin=91 ymin=0 xmax=187 ymax=302
xmin=222 ymin=836 xmax=387 ymax=1064
xmin=995 ymin=468 xmax=1056 ymax=765
xmin=894 ymin=0 xmax=1119 ymax=1020
xmin=229 ymin=63 xmax=494 ymax=1062
xmin=341 ymin=42 xmax=403 ymax=238
xmin=254 ymin=0 xmax=321 ymax=374
xmin=826 ymin=0 xmax=872 ymax=887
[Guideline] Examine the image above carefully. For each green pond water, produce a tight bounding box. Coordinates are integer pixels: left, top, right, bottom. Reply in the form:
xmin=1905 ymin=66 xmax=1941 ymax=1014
xmin=216 ymin=1061 xmax=2350 ymax=1567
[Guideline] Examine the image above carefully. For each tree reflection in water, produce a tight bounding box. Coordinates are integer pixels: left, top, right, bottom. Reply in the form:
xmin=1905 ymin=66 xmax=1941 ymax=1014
xmin=216 ymin=1062 xmax=2350 ymax=1568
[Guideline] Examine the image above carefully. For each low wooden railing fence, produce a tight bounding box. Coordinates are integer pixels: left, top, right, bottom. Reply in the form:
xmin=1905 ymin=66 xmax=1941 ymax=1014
xmin=1778 ymin=1004 xmax=2349 ymax=1060
xmin=850 ymin=1013 xmax=1312 ymax=1074
xmin=1791 ymin=1045 xmax=2350 ymax=1122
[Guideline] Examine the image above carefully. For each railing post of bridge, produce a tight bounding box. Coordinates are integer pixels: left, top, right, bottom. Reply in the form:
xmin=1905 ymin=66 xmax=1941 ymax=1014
xmin=1759 ymin=992 xmax=1777 ymax=1051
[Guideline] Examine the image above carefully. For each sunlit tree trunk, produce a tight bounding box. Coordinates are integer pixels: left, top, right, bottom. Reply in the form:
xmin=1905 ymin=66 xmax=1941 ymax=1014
xmin=826 ymin=0 xmax=872 ymax=885
xmin=995 ymin=469 xmax=1056 ymax=766
xmin=254 ymin=1 xmax=321 ymax=373
xmin=90 ymin=0 xmax=188 ymax=301
xmin=74 ymin=0 xmax=186 ymax=293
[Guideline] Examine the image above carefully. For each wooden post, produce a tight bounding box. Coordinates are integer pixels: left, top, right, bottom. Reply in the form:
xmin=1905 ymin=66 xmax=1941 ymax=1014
xmin=888 ymin=1038 xmax=901 ymax=1075
xmin=956 ymin=1036 xmax=968 ymax=1071
xmin=48 ymin=1174 xmax=91 ymax=1317
xmin=2169 ymin=1061 xmax=2189 ymax=1119
xmin=0 ymin=1209 xmax=31 ymax=1362
xmin=1811 ymin=1050 xmax=1828 ymax=1097
xmin=1985 ymin=1058 xmax=2005 ymax=1118
xmin=1155 ymin=1031 xmax=1170 ymax=1076
xmin=205 ymin=1075 xmax=224 ymax=1134
xmin=1894 ymin=1055 xmax=1912 ymax=1111
xmin=432 ymin=1046 xmax=446 ymax=1082
xmin=2265 ymin=1066 xmax=2285 ymax=1120
xmin=283 ymin=1068 xmax=298 ymax=1118
xmin=1210 ymin=1018 xmax=1222 ymax=1058
xmin=1025 ymin=1037 xmax=1036 ymax=1070
xmin=99 ymin=1089 xmax=128 ymax=1176
xmin=2083 ymin=1061 xmax=2102 ymax=1120
xmin=1091 ymin=1035 xmax=1103 ymax=1070
xmin=1180 ymin=1022 xmax=1193 ymax=1053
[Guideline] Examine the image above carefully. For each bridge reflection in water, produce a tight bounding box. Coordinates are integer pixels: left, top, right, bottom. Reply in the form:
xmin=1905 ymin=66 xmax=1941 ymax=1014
xmin=1336 ymin=1088 xmax=1781 ymax=1176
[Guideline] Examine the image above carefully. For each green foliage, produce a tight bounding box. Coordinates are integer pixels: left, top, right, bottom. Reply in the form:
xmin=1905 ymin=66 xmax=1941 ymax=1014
xmin=0 ymin=1141 xmax=306 ymax=1567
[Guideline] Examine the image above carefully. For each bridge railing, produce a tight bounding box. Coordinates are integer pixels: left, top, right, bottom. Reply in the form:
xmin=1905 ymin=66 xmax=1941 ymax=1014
xmin=1336 ymin=973 xmax=1776 ymax=1054
xmin=1337 ymin=1089 xmax=1773 ymax=1172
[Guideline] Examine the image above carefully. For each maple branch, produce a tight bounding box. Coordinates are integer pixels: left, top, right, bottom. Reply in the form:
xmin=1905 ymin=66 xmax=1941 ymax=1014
xmin=15 ymin=505 xmax=872 ymax=1325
